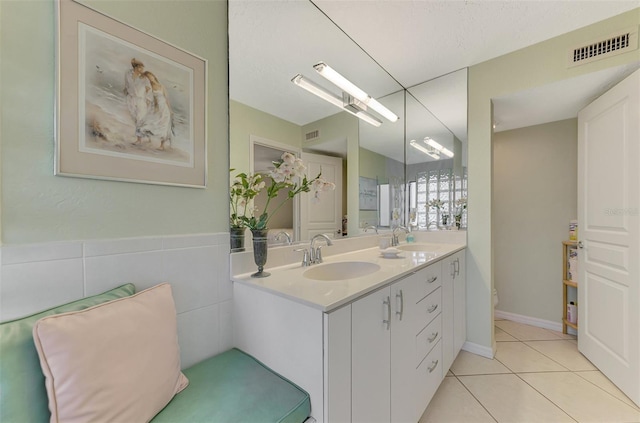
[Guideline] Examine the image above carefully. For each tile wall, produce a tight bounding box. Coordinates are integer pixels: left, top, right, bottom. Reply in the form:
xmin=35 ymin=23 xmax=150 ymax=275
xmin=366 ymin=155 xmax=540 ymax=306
xmin=0 ymin=233 xmax=232 ymax=369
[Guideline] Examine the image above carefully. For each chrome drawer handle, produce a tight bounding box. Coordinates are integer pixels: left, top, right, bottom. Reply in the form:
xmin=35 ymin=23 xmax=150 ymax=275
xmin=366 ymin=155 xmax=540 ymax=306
xmin=428 ymin=332 xmax=439 ymax=343
xmin=396 ymin=289 xmax=404 ymax=321
xmin=427 ymin=304 xmax=438 ymax=313
xmin=383 ymin=297 xmax=391 ymax=330
xmin=427 ymin=276 xmax=438 ymax=284
xmin=428 ymin=360 xmax=439 ymax=373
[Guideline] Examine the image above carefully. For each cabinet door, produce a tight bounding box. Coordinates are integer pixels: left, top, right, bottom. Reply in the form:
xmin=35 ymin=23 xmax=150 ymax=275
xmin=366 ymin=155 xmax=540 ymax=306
xmin=454 ymin=252 xmax=466 ymax=354
xmin=390 ymin=273 xmax=420 ymax=423
xmin=441 ymin=255 xmax=456 ymax=371
xmin=352 ymin=287 xmax=391 ymax=423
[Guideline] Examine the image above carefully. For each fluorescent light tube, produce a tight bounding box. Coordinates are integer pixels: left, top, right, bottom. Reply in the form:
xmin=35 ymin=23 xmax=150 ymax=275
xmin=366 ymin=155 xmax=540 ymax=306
xmin=355 ymin=111 xmax=382 ymax=127
xmin=292 ymin=74 xmax=343 ymax=108
xmin=313 ymin=62 xmax=368 ymax=102
xmin=313 ymin=62 xmax=399 ymax=123
xmin=424 ymin=137 xmax=454 ymax=158
xmin=410 ymin=140 xmax=440 ymax=160
xmin=292 ymin=74 xmax=381 ymax=127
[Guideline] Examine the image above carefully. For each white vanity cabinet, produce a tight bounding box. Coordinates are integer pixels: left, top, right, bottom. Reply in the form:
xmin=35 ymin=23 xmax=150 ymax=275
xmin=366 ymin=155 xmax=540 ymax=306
xmin=442 ymin=250 xmax=466 ymax=372
xmin=351 ymin=263 xmax=442 ymax=423
xmin=233 ymin=248 xmax=465 ymax=423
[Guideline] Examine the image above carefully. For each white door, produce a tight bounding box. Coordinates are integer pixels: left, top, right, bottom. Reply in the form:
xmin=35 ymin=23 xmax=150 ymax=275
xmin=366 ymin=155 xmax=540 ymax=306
xmin=352 ymin=287 xmax=391 ymax=423
xmin=578 ymin=69 xmax=640 ymax=406
xmin=300 ymin=152 xmax=342 ymax=241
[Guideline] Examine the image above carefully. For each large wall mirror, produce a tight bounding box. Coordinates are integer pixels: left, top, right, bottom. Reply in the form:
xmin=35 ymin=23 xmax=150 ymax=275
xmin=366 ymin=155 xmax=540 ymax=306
xmin=229 ymin=2 xmax=468 ymax=250
xmin=229 ymin=0 xmax=403 ymax=246
xmin=406 ymin=71 xmax=468 ymax=231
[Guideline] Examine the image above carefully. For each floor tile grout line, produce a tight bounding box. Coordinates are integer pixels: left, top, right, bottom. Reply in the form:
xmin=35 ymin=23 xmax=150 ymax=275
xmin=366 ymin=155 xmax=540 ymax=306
xmin=496 ymin=320 xmax=640 ymax=416
xmin=572 ymin=369 xmax=640 ymax=411
xmin=453 ymin=374 xmax=499 ymax=423
xmin=512 ymin=370 xmax=579 ymax=423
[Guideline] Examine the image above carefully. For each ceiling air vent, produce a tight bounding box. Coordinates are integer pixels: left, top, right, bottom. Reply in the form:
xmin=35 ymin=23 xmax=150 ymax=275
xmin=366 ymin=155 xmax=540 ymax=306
xmin=305 ymin=129 xmax=320 ymax=141
xmin=568 ymin=26 xmax=638 ymax=67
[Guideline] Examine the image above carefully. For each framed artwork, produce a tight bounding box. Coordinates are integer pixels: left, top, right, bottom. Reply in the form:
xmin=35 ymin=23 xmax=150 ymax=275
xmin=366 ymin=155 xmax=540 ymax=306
xmin=55 ymin=0 xmax=207 ymax=187
xmin=359 ymin=176 xmax=378 ymax=211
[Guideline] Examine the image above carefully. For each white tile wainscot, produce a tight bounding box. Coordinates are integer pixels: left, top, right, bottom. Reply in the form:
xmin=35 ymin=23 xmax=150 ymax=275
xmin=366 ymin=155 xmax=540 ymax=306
xmin=232 ymin=231 xmax=466 ymax=423
xmin=0 ymin=233 xmax=232 ymax=369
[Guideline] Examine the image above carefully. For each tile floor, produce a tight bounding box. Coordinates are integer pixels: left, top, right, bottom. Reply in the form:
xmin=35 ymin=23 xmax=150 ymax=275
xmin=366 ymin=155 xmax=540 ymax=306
xmin=420 ymin=319 xmax=640 ymax=423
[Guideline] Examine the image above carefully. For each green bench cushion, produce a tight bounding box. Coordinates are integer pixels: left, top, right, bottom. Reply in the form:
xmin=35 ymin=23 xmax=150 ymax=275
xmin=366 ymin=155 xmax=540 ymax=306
xmin=0 ymin=283 xmax=136 ymax=423
xmin=152 ymin=348 xmax=311 ymax=423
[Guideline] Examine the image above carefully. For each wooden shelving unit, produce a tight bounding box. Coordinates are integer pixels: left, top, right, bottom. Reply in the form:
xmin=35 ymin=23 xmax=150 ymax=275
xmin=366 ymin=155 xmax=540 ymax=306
xmin=562 ymin=240 xmax=578 ymax=334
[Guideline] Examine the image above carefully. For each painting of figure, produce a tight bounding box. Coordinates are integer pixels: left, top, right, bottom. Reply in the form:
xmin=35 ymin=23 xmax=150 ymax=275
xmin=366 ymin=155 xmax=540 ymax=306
xmin=79 ymin=24 xmax=193 ymax=167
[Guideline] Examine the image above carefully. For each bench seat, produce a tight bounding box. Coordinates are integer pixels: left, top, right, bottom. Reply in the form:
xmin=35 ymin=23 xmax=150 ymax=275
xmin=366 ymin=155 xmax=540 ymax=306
xmin=153 ymin=348 xmax=311 ymax=423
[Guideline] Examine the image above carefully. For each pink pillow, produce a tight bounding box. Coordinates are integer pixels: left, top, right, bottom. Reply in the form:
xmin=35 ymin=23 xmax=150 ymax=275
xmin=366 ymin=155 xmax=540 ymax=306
xmin=32 ymin=283 xmax=188 ymax=423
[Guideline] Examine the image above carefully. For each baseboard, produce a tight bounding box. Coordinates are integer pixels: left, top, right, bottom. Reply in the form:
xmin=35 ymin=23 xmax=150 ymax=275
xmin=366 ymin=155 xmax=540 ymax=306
xmin=494 ymin=309 xmax=563 ymax=333
xmin=462 ymin=341 xmax=494 ymax=359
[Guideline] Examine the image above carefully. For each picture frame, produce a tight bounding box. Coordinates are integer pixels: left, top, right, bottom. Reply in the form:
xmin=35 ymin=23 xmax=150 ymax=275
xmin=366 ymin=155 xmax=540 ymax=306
xmin=359 ymin=176 xmax=378 ymax=211
xmin=55 ymin=0 xmax=208 ymax=188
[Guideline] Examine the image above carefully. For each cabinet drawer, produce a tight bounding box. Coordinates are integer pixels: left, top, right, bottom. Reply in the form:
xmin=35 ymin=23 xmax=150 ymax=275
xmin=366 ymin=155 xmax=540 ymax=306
xmin=417 ymin=340 xmax=443 ymax=412
xmin=416 ymin=313 xmax=442 ymax=366
xmin=416 ymin=261 xmax=442 ymax=301
xmin=417 ymin=286 xmax=442 ymax=328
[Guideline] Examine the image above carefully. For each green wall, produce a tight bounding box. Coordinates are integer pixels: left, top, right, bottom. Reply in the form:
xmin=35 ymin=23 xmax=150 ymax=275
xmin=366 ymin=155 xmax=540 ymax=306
xmin=0 ymin=0 xmax=228 ymax=244
xmin=467 ymin=8 xmax=640 ymax=351
xmin=302 ymin=111 xmax=359 ymax=234
xmin=229 ymin=100 xmax=302 ymax=175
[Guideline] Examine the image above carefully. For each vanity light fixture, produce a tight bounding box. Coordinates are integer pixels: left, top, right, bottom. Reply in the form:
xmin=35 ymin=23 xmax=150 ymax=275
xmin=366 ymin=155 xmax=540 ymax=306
xmin=313 ymin=62 xmax=399 ymax=123
xmin=410 ymin=139 xmax=440 ymax=160
xmin=292 ymin=74 xmax=382 ymax=127
xmin=424 ymin=137 xmax=454 ymax=158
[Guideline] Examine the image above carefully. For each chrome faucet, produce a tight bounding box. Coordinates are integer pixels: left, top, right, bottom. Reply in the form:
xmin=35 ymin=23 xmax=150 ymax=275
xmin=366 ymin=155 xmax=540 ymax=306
xmin=310 ymin=233 xmax=333 ymax=264
xmin=392 ymin=225 xmax=409 ymax=246
xmin=363 ymin=225 xmax=378 ymax=234
xmin=274 ymin=231 xmax=292 ymax=245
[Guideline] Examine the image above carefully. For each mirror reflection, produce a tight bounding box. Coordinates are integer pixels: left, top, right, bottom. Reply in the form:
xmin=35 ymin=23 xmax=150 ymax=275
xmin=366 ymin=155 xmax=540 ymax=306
xmin=229 ymin=0 xmax=402 ymax=247
xmin=406 ymin=77 xmax=467 ymax=231
xmin=357 ymin=90 xmax=406 ymax=231
xmin=229 ymin=2 xmax=468 ymax=252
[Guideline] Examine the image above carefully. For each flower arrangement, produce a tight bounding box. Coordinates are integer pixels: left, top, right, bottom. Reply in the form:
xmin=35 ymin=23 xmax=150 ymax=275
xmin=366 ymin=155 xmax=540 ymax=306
xmin=230 ymin=152 xmax=335 ymax=231
xmin=454 ymin=197 xmax=467 ymax=227
xmin=428 ymin=198 xmax=444 ymax=210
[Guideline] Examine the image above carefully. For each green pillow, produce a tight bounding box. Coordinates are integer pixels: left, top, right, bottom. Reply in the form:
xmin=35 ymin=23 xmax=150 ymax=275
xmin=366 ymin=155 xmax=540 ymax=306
xmin=0 ymin=283 xmax=136 ymax=423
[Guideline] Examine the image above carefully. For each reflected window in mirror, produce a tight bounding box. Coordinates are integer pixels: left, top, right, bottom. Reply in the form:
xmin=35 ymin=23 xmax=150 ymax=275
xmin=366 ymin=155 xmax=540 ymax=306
xmin=414 ymin=167 xmax=467 ymax=229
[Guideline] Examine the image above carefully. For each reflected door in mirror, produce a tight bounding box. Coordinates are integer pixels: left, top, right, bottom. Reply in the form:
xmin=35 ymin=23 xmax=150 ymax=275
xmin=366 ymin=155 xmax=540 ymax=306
xmin=300 ymin=152 xmax=342 ymax=240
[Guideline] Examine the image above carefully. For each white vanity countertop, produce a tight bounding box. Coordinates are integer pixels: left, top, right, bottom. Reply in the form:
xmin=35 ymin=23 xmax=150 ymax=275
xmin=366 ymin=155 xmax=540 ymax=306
xmin=232 ymin=242 xmax=466 ymax=312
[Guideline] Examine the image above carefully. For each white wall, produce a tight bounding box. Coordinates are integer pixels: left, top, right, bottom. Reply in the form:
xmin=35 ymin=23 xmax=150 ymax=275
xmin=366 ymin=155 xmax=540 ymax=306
xmin=0 ymin=233 xmax=232 ymax=369
xmin=493 ymin=119 xmax=577 ymax=323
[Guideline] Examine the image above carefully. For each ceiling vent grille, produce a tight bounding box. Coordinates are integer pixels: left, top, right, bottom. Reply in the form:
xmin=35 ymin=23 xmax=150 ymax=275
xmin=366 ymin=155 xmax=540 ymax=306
xmin=568 ymin=26 xmax=638 ymax=67
xmin=305 ymin=129 xmax=320 ymax=141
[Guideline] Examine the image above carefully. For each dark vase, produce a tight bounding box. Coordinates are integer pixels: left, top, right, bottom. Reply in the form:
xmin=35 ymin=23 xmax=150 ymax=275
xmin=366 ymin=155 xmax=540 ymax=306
xmin=230 ymin=227 xmax=246 ymax=252
xmin=251 ymin=229 xmax=270 ymax=278
xmin=455 ymin=215 xmax=462 ymax=229
xmin=441 ymin=214 xmax=449 ymax=226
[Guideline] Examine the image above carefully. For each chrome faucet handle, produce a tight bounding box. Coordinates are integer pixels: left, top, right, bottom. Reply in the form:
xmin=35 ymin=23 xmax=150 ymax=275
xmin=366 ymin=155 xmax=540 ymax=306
xmin=315 ymin=246 xmax=324 ymax=263
xmin=364 ymin=225 xmax=378 ymax=234
xmin=293 ymin=248 xmax=311 ymax=266
xmin=274 ymin=231 xmax=292 ymax=245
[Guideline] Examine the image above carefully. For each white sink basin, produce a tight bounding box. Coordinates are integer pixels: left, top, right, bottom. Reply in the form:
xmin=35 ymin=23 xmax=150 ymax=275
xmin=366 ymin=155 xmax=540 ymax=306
xmin=303 ymin=261 xmax=381 ymax=281
xmin=396 ymin=243 xmax=441 ymax=252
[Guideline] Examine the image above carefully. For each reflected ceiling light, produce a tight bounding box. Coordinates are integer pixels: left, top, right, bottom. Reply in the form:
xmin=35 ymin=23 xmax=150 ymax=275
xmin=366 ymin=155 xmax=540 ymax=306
xmin=292 ymin=74 xmax=382 ymax=127
xmin=424 ymin=137 xmax=454 ymax=158
xmin=313 ymin=62 xmax=399 ymax=123
xmin=410 ymin=140 xmax=440 ymax=160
